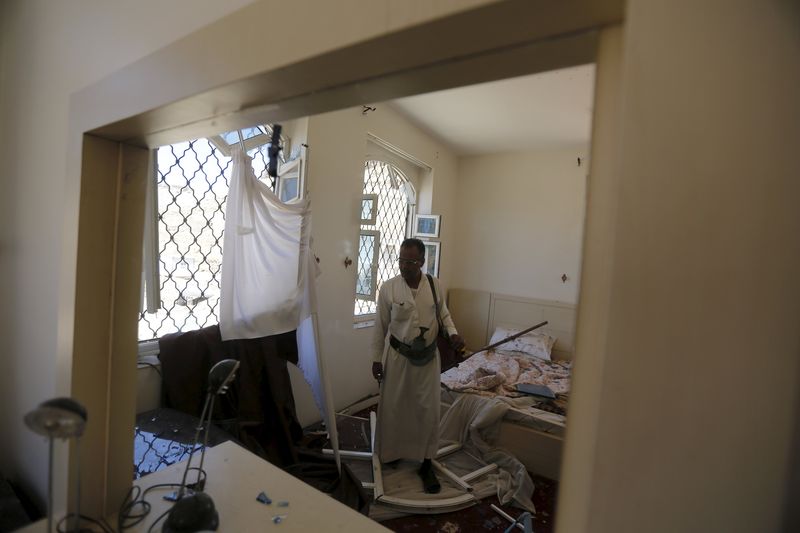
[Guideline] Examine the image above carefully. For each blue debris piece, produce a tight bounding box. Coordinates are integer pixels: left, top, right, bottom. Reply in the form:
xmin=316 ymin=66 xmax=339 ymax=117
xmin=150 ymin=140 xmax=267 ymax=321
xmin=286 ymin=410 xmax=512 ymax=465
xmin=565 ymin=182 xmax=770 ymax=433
xmin=272 ymin=514 xmax=287 ymax=524
xmin=256 ymin=491 xmax=272 ymax=504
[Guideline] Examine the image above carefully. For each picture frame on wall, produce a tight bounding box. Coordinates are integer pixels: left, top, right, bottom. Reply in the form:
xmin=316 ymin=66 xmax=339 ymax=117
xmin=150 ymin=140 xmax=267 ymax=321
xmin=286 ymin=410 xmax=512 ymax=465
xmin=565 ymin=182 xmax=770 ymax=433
xmin=414 ymin=214 xmax=441 ymax=238
xmin=423 ymin=240 xmax=441 ymax=278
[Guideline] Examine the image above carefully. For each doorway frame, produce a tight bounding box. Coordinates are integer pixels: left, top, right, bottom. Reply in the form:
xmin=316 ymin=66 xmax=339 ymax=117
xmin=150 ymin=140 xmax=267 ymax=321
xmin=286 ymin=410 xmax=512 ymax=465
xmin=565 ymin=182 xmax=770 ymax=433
xmin=63 ymin=0 xmax=624 ymax=517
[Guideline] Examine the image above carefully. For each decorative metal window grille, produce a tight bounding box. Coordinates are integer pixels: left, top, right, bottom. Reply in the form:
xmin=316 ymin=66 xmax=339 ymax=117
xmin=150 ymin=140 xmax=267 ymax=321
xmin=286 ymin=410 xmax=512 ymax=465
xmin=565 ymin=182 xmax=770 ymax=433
xmin=138 ymin=136 xmax=277 ymax=341
xmin=354 ymin=160 xmax=414 ymax=317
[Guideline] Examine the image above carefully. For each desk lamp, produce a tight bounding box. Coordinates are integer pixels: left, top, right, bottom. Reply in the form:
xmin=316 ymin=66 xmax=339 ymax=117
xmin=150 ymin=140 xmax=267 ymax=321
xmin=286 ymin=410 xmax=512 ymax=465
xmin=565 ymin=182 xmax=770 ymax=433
xmin=163 ymin=359 xmax=240 ymax=533
xmin=24 ymin=397 xmax=87 ymax=533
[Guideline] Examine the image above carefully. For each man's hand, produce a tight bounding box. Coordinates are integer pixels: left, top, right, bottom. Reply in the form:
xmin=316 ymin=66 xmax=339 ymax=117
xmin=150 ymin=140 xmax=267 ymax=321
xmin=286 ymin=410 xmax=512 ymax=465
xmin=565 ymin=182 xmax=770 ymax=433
xmin=450 ymin=334 xmax=466 ymax=353
xmin=372 ymin=362 xmax=384 ymax=384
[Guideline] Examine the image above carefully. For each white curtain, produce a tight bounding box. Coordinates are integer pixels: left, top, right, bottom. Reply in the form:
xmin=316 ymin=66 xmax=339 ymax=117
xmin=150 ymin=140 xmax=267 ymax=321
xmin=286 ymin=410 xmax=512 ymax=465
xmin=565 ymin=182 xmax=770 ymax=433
xmin=220 ymin=148 xmax=315 ymax=340
xmin=221 ymin=147 xmax=340 ymax=470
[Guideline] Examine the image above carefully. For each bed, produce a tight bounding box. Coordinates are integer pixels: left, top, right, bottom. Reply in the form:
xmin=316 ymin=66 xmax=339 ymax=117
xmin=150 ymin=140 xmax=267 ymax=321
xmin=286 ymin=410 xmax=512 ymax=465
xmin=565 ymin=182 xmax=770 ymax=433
xmin=442 ymin=288 xmax=577 ymax=480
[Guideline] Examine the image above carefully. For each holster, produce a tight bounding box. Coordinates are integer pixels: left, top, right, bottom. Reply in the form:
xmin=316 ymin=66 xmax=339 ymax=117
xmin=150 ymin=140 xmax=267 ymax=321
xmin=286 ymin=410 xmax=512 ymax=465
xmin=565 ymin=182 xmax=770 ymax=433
xmin=389 ymin=335 xmax=437 ymax=366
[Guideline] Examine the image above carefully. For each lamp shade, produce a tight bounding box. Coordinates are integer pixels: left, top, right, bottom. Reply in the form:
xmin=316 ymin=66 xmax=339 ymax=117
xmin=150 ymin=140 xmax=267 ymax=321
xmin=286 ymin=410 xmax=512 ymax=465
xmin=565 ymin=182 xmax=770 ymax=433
xmin=24 ymin=397 xmax=87 ymax=439
xmin=207 ymin=359 xmax=239 ymax=395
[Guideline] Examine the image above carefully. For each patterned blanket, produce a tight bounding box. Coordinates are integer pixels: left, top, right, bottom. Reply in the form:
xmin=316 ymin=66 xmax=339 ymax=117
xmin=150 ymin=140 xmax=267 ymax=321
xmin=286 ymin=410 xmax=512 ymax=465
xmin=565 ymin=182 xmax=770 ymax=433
xmin=441 ymin=349 xmax=572 ymax=398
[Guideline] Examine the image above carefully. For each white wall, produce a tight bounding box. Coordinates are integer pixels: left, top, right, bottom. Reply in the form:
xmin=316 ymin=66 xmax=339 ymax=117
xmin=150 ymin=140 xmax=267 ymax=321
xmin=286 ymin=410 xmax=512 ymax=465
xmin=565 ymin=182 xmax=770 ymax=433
xmin=556 ymin=25 xmax=623 ymax=533
xmin=0 ymin=0 xmax=257 ymax=511
xmin=558 ymin=2 xmax=800 ymax=532
xmin=301 ymin=104 xmax=458 ymax=418
xmin=452 ymin=147 xmax=587 ymax=303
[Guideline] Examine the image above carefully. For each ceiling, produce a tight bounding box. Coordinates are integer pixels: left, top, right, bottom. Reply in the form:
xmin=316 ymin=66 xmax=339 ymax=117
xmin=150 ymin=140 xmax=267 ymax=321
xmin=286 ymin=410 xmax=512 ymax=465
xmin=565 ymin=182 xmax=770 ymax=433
xmin=390 ymin=63 xmax=596 ymax=156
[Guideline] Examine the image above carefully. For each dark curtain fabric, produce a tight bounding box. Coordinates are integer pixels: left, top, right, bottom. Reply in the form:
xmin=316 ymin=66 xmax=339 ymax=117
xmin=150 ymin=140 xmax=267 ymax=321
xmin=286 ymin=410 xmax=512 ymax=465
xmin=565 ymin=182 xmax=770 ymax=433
xmin=158 ymin=324 xmax=303 ymax=467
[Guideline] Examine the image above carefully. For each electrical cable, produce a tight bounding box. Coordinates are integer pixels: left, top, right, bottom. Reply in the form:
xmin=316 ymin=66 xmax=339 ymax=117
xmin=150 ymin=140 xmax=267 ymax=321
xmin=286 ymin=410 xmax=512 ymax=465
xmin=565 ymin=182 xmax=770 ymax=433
xmin=146 ymin=508 xmax=172 ymax=533
xmin=118 ymin=485 xmax=151 ymax=531
xmin=56 ymin=513 xmax=114 ymax=533
xmin=116 ymin=468 xmax=207 ymax=531
xmin=137 ymin=362 xmax=162 ymax=376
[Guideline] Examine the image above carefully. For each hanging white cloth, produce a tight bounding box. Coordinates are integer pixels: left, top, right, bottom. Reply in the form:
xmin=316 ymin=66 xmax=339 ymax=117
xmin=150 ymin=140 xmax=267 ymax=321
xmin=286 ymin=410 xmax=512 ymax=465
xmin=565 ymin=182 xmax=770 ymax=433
xmin=221 ymin=146 xmax=340 ymax=470
xmin=220 ymin=148 xmax=315 ymax=340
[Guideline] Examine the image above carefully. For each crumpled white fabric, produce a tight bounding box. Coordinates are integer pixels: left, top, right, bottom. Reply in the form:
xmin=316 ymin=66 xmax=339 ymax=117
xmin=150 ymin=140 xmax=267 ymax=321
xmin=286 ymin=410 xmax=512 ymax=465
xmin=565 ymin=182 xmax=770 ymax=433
xmin=220 ymin=147 xmax=340 ymax=469
xmin=439 ymin=393 xmax=537 ymax=512
xmin=220 ymin=148 xmax=315 ymax=340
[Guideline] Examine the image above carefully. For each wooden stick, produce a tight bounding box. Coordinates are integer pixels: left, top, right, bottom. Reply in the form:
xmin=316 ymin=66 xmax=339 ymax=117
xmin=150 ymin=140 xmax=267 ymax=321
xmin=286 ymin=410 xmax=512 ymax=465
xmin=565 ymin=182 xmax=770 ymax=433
xmin=435 ymin=442 xmax=462 ymax=458
xmin=325 ymin=443 xmax=462 ymax=461
xmin=322 ymin=448 xmax=372 ymax=459
xmin=490 ymin=504 xmax=526 ymax=531
xmin=463 ymin=321 xmax=548 ymax=360
xmin=370 ymin=411 xmax=384 ymax=501
xmin=461 ymin=463 xmax=498 ymax=483
xmin=432 ymin=459 xmax=473 ymax=492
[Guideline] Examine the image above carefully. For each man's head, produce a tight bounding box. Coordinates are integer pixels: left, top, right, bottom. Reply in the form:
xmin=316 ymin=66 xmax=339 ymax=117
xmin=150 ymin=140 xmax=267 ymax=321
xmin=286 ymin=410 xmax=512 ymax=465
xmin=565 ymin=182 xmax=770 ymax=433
xmin=398 ymin=238 xmax=425 ymax=284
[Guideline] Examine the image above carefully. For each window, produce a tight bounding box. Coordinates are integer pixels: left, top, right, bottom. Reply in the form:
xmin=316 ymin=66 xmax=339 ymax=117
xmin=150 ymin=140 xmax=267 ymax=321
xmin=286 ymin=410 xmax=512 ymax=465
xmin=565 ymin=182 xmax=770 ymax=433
xmin=354 ymin=160 xmax=415 ymax=317
xmin=355 ymin=230 xmax=380 ymax=301
xmin=138 ymin=128 xmax=284 ymax=341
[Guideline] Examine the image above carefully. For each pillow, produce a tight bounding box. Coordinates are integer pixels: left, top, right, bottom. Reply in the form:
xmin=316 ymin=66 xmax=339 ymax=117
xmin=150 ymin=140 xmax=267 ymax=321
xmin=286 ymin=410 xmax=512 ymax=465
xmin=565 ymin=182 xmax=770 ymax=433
xmin=489 ymin=324 xmax=556 ymax=361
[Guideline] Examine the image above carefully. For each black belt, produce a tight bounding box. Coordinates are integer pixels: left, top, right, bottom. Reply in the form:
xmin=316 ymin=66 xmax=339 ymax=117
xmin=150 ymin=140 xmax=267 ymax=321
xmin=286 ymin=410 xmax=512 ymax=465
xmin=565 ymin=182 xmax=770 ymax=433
xmin=389 ymin=335 xmax=437 ymax=366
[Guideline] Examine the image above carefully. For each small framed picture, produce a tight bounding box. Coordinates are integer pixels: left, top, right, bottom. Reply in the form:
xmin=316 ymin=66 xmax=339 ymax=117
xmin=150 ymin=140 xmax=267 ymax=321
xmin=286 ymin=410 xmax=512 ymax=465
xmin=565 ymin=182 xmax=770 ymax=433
xmin=414 ymin=214 xmax=441 ymax=238
xmin=423 ymin=241 xmax=441 ymax=277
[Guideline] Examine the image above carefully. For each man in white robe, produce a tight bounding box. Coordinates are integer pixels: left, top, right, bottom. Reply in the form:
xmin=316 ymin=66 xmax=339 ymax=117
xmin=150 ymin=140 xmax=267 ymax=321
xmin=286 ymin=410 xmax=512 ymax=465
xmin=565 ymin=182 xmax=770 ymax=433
xmin=371 ymin=238 xmax=465 ymax=493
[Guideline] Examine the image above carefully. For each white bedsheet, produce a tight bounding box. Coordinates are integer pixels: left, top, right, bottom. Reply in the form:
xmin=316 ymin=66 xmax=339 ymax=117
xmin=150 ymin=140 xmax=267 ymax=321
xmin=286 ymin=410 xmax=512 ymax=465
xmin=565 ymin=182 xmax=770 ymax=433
xmin=441 ymin=349 xmax=572 ymax=397
xmin=439 ymin=394 xmax=536 ymax=512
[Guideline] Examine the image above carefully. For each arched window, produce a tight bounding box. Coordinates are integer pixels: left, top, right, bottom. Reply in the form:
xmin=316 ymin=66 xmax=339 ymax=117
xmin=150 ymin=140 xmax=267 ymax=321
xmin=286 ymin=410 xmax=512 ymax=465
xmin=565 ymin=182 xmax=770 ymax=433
xmin=354 ymin=160 xmax=415 ymax=317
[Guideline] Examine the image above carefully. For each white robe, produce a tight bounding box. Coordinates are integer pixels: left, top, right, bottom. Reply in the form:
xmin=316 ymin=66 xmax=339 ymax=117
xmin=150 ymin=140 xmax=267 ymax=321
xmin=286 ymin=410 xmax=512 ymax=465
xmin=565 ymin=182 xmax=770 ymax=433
xmin=371 ymin=275 xmax=457 ymax=462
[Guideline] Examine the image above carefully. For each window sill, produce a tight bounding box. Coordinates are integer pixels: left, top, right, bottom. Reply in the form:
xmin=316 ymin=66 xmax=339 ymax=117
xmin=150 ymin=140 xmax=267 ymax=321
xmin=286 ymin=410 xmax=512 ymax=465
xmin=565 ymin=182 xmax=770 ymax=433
xmin=353 ymin=318 xmax=375 ymax=329
xmin=138 ymin=339 xmax=159 ymax=361
xmin=137 ymin=354 xmax=161 ymax=369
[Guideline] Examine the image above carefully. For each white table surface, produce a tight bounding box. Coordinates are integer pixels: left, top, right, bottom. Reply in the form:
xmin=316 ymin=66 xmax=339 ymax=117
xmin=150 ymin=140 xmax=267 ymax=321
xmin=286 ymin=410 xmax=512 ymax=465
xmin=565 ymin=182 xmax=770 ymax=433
xmin=21 ymin=440 xmax=388 ymax=532
xmin=124 ymin=440 xmax=388 ymax=532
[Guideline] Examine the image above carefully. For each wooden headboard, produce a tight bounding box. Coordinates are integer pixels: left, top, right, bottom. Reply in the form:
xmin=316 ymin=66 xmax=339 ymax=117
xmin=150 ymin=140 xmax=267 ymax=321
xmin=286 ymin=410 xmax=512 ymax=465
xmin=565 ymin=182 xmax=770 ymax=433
xmin=448 ymin=288 xmax=576 ymax=360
